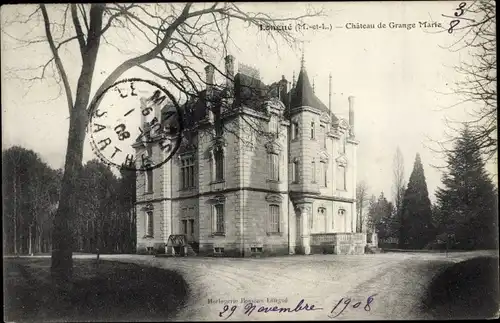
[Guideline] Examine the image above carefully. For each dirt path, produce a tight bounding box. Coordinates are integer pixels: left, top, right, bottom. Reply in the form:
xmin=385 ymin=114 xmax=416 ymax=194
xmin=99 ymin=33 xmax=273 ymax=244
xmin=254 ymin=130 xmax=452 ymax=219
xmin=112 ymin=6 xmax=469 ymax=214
xmin=94 ymin=251 xmax=496 ymax=321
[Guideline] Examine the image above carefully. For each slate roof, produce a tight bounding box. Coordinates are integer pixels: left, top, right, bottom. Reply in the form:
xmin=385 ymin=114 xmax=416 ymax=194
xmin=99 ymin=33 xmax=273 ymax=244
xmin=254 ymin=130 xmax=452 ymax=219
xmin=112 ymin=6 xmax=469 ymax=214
xmin=288 ymin=68 xmax=337 ymax=122
xmin=159 ymin=65 xmax=338 ymax=130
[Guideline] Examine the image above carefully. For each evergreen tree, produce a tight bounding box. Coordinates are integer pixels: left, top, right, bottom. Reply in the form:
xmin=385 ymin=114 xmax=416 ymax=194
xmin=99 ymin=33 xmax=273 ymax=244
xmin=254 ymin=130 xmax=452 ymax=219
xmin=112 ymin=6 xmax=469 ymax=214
xmin=399 ymin=153 xmax=434 ymax=249
xmin=435 ymin=127 xmax=498 ymax=250
xmin=367 ymin=192 xmax=394 ymax=241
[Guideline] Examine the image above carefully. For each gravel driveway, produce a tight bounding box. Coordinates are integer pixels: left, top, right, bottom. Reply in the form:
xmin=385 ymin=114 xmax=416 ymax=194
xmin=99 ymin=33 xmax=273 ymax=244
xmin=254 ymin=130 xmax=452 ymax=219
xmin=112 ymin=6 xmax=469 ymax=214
xmin=93 ymin=250 xmax=496 ymax=321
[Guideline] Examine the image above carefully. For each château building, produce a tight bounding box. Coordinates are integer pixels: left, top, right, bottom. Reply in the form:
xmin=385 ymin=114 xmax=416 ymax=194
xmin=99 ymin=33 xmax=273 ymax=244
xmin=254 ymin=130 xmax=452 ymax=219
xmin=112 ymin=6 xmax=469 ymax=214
xmin=134 ymin=54 xmax=366 ymax=256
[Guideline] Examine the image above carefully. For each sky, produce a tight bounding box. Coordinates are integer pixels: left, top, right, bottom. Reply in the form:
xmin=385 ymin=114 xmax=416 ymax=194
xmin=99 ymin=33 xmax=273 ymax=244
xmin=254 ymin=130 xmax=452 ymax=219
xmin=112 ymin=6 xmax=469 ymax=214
xmin=1 ymin=2 xmax=497 ymax=203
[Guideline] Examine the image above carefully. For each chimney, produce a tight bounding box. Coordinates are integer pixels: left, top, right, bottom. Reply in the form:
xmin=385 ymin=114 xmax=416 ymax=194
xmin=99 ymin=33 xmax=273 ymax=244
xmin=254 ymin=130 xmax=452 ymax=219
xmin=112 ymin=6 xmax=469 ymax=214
xmin=205 ymin=64 xmax=215 ymax=93
xmin=224 ymin=55 xmax=235 ymax=89
xmin=348 ymin=96 xmax=355 ymax=135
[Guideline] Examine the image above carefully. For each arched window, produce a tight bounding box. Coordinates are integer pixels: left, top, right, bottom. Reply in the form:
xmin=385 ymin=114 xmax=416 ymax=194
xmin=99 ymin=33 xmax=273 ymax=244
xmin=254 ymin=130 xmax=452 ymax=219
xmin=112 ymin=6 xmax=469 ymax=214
xmin=318 ymin=207 xmax=327 ymax=233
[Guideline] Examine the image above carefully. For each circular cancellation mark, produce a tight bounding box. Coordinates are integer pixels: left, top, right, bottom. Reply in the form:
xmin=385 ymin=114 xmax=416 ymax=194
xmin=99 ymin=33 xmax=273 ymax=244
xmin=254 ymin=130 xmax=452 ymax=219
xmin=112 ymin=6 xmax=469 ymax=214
xmin=88 ymin=78 xmax=184 ymax=172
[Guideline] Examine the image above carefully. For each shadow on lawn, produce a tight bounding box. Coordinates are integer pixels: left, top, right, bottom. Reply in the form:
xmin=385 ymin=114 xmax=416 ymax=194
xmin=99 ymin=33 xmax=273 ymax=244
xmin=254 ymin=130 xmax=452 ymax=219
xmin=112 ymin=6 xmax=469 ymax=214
xmin=5 ymin=258 xmax=189 ymax=322
xmin=422 ymin=256 xmax=500 ymax=320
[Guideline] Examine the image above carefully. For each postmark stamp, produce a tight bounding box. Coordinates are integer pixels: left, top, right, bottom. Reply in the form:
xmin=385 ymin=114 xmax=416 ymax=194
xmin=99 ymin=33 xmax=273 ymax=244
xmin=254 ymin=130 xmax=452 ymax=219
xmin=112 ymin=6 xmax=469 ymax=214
xmin=88 ymin=78 xmax=183 ymax=171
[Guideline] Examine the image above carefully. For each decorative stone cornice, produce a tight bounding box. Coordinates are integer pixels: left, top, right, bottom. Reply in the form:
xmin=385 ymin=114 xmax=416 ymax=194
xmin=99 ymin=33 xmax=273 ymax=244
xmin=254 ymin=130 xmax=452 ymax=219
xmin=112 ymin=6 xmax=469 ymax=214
xmin=265 ymin=193 xmax=283 ymax=203
xmin=208 ymin=194 xmax=226 ymax=204
xmin=265 ymin=141 xmax=283 ymax=154
xmin=336 ymin=155 xmax=348 ymax=167
xmin=319 ymin=112 xmax=331 ymax=124
xmin=295 ymin=204 xmax=312 ymax=213
xmin=319 ymin=150 xmax=330 ymax=163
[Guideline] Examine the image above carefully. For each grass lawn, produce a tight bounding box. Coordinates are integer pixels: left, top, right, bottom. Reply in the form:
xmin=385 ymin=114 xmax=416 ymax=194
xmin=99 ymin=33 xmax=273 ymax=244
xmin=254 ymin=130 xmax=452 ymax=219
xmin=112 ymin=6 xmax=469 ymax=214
xmin=4 ymin=257 xmax=188 ymax=322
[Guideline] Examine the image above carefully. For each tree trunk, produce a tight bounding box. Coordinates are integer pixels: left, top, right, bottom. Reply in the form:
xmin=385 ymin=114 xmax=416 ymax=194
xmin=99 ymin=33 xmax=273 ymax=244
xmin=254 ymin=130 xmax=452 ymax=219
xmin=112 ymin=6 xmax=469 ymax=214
xmin=37 ymin=229 xmax=42 ymax=254
xmin=28 ymin=223 xmax=33 ymax=256
xmin=51 ymin=103 xmax=88 ymax=284
xmin=50 ymin=3 xmax=104 ymax=285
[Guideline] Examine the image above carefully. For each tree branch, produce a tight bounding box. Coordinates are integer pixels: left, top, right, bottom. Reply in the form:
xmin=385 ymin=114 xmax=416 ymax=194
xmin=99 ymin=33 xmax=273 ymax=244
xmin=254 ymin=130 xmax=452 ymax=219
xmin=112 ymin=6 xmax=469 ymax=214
xmin=40 ymin=4 xmax=74 ymax=117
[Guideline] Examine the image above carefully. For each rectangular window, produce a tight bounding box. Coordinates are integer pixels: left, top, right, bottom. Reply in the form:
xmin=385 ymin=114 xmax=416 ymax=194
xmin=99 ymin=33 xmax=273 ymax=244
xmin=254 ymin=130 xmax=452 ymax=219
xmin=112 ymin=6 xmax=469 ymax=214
xmin=337 ymin=165 xmax=346 ymax=190
xmin=339 ymin=135 xmax=346 ymax=154
xmin=269 ymin=204 xmax=280 ymax=233
xmin=181 ymin=156 xmax=195 ymax=189
xmin=293 ymin=121 xmax=299 ymax=139
xmin=321 ymin=161 xmax=327 ymax=187
xmin=146 ymin=170 xmax=153 ymax=193
xmin=215 ymin=112 xmax=224 ymax=137
xmin=146 ymin=211 xmax=154 ymax=236
xmin=292 ymin=160 xmax=299 ymax=183
xmin=268 ymin=153 xmax=279 ymax=181
xmin=311 ymin=121 xmax=315 ymax=139
xmin=189 ymin=219 xmax=195 ymax=236
xmin=182 ymin=220 xmax=188 ymax=235
xmin=311 ymin=161 xmax=316 ymax=183
xmin=321 ymin=125 xmax=326 ymax=148
xmin=214 ymin=148 xmax=224 ymax=181
xmin=214 ymin=247 xmax=224 ymax=254
xmin=269 ymin=115 xmax=278 ymax=134
xmin=214 ymin=204 xmax=224 ymax=233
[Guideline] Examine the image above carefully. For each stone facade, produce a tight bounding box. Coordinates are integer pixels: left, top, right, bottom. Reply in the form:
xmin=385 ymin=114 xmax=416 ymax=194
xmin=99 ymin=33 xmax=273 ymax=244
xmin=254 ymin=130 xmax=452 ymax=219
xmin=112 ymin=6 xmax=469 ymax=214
xmin=135 ymin=55 xmax=363 ymax=256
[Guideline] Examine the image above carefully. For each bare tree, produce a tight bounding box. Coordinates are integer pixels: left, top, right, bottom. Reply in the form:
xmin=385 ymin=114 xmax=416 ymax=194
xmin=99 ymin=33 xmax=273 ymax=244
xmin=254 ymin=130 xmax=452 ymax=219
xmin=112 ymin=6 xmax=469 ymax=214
xmin=392 ymin=147 xmax=405 ymax=217
xmin=356 ymin=180 xmax=369 ymax=233
xmin=2 ymin=3 xmax=322 ymax=285
xmin=431 ymin=0 xmax=496 ymax=163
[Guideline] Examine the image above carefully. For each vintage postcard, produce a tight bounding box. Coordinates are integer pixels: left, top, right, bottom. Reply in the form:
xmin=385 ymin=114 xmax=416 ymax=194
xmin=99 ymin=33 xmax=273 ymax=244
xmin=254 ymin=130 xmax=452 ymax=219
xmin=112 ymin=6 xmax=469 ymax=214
xmin=2 ymin=1 xmax=499 ymax=322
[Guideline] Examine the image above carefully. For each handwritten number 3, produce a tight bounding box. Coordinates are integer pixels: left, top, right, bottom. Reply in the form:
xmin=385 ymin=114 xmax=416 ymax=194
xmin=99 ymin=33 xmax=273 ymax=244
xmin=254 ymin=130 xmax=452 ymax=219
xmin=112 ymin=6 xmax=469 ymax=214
xmin=448 ymin=2 xmax=467 ymax=34
xmin=455 ymin=2 xmax=466 ymax=17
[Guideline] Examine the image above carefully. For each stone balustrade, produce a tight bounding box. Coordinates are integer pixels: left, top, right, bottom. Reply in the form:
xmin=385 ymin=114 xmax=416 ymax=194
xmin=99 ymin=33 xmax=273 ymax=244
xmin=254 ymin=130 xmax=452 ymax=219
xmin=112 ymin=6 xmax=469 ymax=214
xmin=310 ymin=232 xmax=366 ymax=255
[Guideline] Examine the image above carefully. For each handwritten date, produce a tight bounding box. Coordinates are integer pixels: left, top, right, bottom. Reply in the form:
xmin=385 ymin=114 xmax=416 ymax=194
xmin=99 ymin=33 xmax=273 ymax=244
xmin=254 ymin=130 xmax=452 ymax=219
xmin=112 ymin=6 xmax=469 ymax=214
xmin=328 ymin=294 xmax=377 ymax=319
xmin=442 ymin=2 xmax=475 ymax=34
